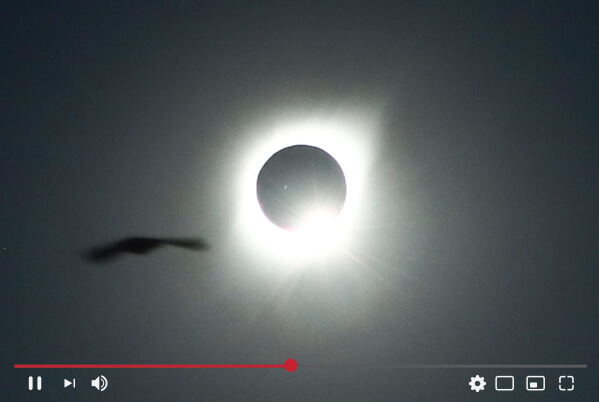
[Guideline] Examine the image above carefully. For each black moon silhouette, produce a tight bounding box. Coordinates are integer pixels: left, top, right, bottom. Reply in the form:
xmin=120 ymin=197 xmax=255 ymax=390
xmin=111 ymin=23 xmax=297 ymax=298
xmin=256 ymin=145 xmax=347 ymax=231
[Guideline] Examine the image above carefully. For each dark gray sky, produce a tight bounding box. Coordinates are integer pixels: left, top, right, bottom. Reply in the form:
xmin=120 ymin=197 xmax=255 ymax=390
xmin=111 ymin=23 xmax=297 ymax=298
xmin=2 ymin=1 xmax=598 ymax=400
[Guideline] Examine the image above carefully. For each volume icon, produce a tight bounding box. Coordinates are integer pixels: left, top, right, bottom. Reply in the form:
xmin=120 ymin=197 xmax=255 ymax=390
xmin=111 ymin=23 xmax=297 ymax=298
xmin=91 ymin=375 xmax=108 ymax=391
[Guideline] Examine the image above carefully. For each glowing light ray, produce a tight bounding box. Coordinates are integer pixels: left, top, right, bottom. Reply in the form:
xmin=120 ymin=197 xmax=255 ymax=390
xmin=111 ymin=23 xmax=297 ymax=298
xmin=338 ymin=246 xmax=389 ymax=285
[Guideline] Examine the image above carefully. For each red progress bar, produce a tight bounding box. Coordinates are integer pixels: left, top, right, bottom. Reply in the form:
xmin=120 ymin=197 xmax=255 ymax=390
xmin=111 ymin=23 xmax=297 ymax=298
xmin=15 ymin=359 xmax=298 ymax=372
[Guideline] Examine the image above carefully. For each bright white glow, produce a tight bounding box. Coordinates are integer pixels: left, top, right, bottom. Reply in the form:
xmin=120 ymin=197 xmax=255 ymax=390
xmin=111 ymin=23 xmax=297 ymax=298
xmin=233 ymin=108 xmax=382 ymax=270
xmin=292 ymin=208 xmax=340 ymax=251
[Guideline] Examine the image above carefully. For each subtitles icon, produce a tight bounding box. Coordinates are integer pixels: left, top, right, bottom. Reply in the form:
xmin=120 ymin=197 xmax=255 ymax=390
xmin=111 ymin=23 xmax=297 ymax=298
xmin=526 ymin=376 xmax=545 ymax=391
xmin=495 ymin=376 xmax=514 ymax=391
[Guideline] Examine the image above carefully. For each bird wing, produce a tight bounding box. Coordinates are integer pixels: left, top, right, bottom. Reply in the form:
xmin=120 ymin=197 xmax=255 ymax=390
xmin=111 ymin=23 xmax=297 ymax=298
xmin=161 ymin=237 xmax=210 ymax=250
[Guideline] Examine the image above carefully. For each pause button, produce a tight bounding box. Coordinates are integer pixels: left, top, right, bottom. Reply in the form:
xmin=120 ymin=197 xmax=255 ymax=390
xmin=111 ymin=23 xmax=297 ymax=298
xmin=28 ymin=376 xmax=42 ymax=391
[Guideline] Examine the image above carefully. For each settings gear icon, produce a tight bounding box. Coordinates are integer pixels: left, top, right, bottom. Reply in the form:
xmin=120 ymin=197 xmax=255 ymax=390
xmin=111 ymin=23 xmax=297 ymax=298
xmin=469 ymin=375 xmax=486 ymax=392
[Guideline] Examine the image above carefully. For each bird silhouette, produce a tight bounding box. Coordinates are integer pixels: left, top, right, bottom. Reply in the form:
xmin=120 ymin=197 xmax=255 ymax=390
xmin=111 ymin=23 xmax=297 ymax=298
xmin=83 ymin=236 xmax=209 ymax=263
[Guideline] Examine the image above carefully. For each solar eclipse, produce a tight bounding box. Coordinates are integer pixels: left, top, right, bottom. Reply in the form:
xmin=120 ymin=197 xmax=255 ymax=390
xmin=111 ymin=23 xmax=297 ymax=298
xmin=256 ymin=145 xmax=347 ymax=232
xmin=234 ymin=114 xmax=380 ymax=266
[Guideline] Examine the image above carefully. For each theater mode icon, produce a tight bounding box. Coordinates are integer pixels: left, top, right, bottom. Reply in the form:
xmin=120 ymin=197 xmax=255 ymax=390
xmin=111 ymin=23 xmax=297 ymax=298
xmin=495 ymin=376 xmax=514 ymax=391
